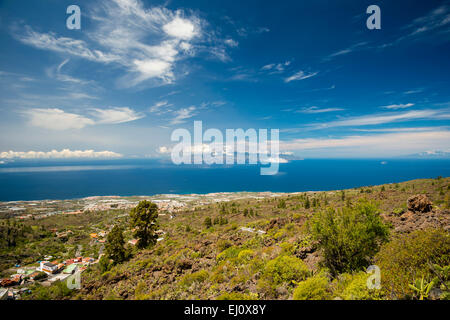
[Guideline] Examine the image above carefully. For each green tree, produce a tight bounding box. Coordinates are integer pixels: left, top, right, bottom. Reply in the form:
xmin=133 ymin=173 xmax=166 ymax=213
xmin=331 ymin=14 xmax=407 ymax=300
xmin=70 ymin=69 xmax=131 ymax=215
xmin=129 ymin=200 xmax=159 ymax=249
xmin=105 ymin=225 xmax=126 ymax=264
xmin=304 ymin=197 xmax=310 ymax=209
xmin=98 ymin=254 xmax=111 ymax=273
xmin=309 ymin=200 xmax=389 ymax=276
xmin=204 ymin=217 xmax=212 ymax=229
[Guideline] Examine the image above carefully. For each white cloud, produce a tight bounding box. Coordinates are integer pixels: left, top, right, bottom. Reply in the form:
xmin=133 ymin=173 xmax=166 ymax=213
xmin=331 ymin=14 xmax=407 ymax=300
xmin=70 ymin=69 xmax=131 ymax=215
xmin=170 ymin=106 xmax=197 ymax=125
xmin=163 ymin=16 xmax=199 ymax=40
xmin=149 ymin=101 xmax=173 ymax=114
xmin=266 ymin=157 xmax=289 ymax=163
xmin=0 ymin=149 xmax=122 ymax=159
xmin=17 ymin=27 xmax=118 ymax=63
xmin=23 ymin=107 xmax=143 ymax=130
xmin=23 ymin=108 xmax=95 ymax=130
xmin=297 ymin=106 xmax=344 ymax=114
xmin=261 ymin=61 xmax=290 ymax=74
xmin=280 ymin=130 xmax=450 ymax=157
xmin=210 ymin=46 xmax=231 ymax=62
xmin=311 ymin=109 xmax=450 ymax=129
xmin=131 ymin=58 xmax=174 ymax=84
xmin=158 ymin=146 xmax=170 ymax=154
xmin=381 ymin=103 xmax=414 ymax=110
xmin=380 ymin=4 xmax=450 ymax=48
xmin=224 ymin=39 xmax=239 ymax=47
xmin=15 ymin=0 xmax=206 ymax=87
xmin=324 ymin=41 xmax=368 ymax=60
xmin=91 ymin=107 xmax=144 ymax=124
xmin=285 ymin=70 xmax=318 ymax=82
xmin=351 ymin=126 xmax=449 ymax=133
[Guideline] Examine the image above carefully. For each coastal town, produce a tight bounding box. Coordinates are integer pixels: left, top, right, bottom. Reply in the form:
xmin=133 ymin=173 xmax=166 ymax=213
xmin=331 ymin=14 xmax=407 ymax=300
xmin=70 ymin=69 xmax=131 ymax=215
xmin=0 ymin=191 xmax=287 ymax=220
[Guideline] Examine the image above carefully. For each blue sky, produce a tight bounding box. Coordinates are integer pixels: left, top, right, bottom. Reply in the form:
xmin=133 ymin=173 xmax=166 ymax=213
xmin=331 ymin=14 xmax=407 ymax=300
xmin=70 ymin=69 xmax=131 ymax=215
xmin=0 ymin=0 xmax=449 ymax=160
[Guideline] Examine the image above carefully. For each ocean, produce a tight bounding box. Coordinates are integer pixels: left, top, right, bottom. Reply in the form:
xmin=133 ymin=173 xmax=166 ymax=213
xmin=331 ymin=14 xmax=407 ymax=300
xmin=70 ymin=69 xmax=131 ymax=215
xmin=0 ymin=159 xmax=449 ymax=201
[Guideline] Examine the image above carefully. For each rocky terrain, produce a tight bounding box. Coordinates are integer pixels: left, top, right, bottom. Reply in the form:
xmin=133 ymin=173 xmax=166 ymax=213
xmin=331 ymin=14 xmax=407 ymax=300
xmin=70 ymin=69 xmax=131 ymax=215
xmin=2 ymin=177 xmax=449 ymax=300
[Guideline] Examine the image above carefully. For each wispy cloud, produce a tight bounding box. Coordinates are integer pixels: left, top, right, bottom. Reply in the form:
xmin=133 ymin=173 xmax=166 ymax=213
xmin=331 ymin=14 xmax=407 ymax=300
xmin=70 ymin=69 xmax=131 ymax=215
xmin=351 ymin=126 xmax=450 ymax=133
xmin=296 ymin=106 xmax=344 ymax=114
xmin=309 ymin=109 xmax=450 ymax=130
xmin=46 ymin=59 xmax=91 ymax=84
xmin=380 ymin=4 xmax=450 ymax=48
xmin=149 ymin=100 xmax=173 ymax=114
xmin=281 ymin=130 xmax=450 ymax=157
xmin=261 ymin=61 xmax=291 ymax=74
xmin=224 ymin=39 xmax=239 ymax=47
xmin=170 ymin=106 xmax=197 ymax=124
xmin=23 ymin=108 xmax=95 ymax=130
xmin=91 ymin=107 xmax=145 ymax=124
xmin=22 ymin=107 xmax=143 ymax=130
xmin=381 ymin=103 xmax=415 ymax=110
xmin=15 ymin=0 xmax=211 ymax=87
xmin=324 ymin=41 xmax=368 ymax=60
xmin=284 ymin=70 xmax=318 ymax=83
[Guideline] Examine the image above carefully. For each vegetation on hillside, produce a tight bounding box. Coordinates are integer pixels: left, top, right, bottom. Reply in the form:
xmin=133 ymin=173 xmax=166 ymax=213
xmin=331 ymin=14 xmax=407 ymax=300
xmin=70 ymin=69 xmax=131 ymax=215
xmin=4 ymin=177 xmax=450 ymax=300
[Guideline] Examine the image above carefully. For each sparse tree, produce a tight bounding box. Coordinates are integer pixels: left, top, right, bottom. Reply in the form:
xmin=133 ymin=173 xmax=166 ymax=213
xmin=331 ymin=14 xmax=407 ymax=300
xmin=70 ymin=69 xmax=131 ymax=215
xmin=105 ymin=225 xmax=126 ymax=264
xmin=129 ymin=200 xmax=159 ymax=249
xmin=304 ymin=197 xmax=310 ymax=209
xmin=204 ymin=217 xmax=212 ymax=229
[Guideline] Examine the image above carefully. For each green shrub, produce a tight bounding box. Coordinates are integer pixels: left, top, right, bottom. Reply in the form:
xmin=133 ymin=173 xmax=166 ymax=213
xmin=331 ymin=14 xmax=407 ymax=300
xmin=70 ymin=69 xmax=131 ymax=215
xmin=375 ymin=228 xmax=450 ymax=299
xmin=237 ymin=249 xmax=255 ymax=262
xmin=392 ymin=207 xmax=405 ymax=216
xmin=179 ymin=270 xmax=209 ymax=288
xmin=204 ymin=217 xmax=212 ymax=229
xmin=217 ymin=239 xmax=232 ymax=252
xmin=333 ymin=272 xmax=385 ymax=300
xmin=217 ymin=246 xmax=242 ymax=262
xmin=309 ymin=200 xmax=389 ymax=275
xmin=293 ymin=272 xmax=331 ymax=300
xmin=277 ymin=199 xmax=286 ymax=209
xmin=98 ymin=254 xmax=112 ymax=273
xmin=263 ymin=255 xmax=309 ymax=285
xmin=23 ymin=280 xmax=73 ymax=300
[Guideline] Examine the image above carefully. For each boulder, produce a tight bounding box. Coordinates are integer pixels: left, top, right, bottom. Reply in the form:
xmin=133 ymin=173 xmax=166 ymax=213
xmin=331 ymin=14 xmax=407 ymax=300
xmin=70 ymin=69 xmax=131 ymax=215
xmin=407 ymin=194 xmax=432 ymax=213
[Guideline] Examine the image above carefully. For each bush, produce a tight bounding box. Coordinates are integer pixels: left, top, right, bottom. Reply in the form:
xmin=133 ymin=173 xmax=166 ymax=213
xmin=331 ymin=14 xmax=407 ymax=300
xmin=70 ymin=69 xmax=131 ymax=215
xmin=98 ymin=255 xmax=111 ymax=273
xmin=309 ymin=200 xmax=389 ymax=275
xmin=204 ymin=217 xmax=212 ymax=229
xmin=179 ymin=270 xmax=209 ymax=288
xmin=237 ymin=249 xmax=255 ymax=262
xmin=263 ymin=255 xmax=309 ymax=285
xmin=392 ymin=207 xmax=405 ymax=216
xmin=293 ymin=272 xmax=331 ymax=300
xmin=216 ymin=239 xmax=232 ymax=252
xmin=375 ymin=228 xmax=450 ymax=299
xmin=217 ymin=246 xmax=242 ymax=262
xmin=333 ymin=272 xmax=385 ymax=300
xmin=24 ymin=280 xmax=73 ymax=300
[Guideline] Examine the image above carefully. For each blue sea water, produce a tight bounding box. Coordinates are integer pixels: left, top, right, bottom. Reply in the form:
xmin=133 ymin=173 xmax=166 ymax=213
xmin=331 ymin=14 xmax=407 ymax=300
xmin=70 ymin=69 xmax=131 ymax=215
xmin=0 ymin=159 xmax=449 ymax=201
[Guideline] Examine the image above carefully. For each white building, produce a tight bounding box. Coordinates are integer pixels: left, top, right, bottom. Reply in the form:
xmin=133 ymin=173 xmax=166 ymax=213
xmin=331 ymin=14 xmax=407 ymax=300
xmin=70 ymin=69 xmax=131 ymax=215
xmin=38 ymin=261 xmax=58 ymax=274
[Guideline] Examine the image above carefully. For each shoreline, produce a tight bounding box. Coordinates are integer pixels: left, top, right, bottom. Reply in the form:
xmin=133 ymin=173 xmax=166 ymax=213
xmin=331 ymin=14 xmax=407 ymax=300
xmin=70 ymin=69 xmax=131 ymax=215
xmin=2 ymin=176 xmax=449 ymax=204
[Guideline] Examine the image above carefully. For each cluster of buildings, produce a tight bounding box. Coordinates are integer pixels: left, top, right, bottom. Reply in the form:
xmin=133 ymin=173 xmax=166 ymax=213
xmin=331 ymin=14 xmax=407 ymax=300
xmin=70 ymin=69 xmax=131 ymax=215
xmin=152 ymin=199 xmax=186 ymax=212
xmin=0 ymin=255 xmax=98 ymax=299
xmin=82 ymin=199 xmax=137 ymax=212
